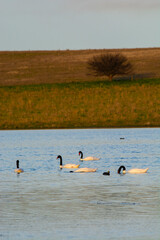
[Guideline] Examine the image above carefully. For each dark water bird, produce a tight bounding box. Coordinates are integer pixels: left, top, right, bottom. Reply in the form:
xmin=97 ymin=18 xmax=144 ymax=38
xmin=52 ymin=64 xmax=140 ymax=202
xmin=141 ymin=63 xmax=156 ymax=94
xmin=117 ymin=165 xmax=149 ymax=174
xmin=14 ymin=160 xmax=24 ymax=174
xmin=103 ymin=171 xmax=110 ymax=176
xmin=57 ymin=155 xmax=80 ymax=169
xmin=79 ymin=151 xmax=100 ymax=161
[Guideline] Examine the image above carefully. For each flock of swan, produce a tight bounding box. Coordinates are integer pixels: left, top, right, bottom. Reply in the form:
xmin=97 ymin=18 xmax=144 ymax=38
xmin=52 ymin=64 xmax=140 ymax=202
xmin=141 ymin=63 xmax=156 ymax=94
xmin=14 ymin=151 xmax=149 ymax=175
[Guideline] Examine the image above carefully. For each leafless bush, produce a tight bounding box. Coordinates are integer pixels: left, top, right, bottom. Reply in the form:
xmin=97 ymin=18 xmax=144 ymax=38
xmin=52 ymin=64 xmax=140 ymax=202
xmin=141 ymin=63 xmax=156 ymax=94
xmin=88 ymin=53 xmax=133 ymax=81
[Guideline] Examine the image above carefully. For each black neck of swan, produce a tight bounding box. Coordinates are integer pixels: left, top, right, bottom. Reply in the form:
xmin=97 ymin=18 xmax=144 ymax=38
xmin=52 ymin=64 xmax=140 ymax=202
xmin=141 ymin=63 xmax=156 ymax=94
xmin=16 ymin=160 xmax=19 ymax=169
xmin=79 ymin=151 xmax=83 ymax=158
xmin=57 ymin=155 xmax=62 ymax=166
xmin=117 ymin=166 xmax=126 ymax=174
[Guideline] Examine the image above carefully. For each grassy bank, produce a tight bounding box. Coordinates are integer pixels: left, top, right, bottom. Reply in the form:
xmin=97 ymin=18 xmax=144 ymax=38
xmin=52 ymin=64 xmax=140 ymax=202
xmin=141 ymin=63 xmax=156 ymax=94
xmin=0 ymin=48 xmax=160 ymax=129
xmin=0 ymin=79 xmax=160 ymax=129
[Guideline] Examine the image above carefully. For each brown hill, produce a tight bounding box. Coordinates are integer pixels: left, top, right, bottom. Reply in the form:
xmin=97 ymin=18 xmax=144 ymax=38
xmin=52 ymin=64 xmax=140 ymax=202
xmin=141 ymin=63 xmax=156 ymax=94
xmin=0 ymin=48 xmax=160 ymax=86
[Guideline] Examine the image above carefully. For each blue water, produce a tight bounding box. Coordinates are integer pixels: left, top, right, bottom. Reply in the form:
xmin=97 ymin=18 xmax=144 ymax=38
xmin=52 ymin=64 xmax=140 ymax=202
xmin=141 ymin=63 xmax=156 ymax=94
xmin=0 ymin=128 xmax=160 ymax=240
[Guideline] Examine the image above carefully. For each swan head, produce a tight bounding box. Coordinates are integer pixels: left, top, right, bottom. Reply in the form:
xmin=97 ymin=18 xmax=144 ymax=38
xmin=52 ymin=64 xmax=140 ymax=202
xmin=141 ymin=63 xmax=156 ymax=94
xmin=79 ymin=151 xmax=83 ymax=156
xmin=57 ymin=155 xmax=62 ymax=166
xmin=79 ymin=151 xmax=83 ymax=158
xmin=103 ymin=171 xmax=110 ymax=176
xmin=117 ymin=165 xmax=126 ymax=174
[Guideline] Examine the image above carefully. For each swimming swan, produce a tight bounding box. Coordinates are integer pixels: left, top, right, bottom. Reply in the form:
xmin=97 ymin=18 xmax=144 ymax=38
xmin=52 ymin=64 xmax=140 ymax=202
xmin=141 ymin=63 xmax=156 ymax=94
xmin=70 ymin=167 xmax=97 ymax=173
xmin=79 ymin=151 xmax=100 ymax=161
xmin=57 ymin=155 xmax=80 ymax=169
xmin=117 ymin=165 xmax=149 ymax=174
xmin=14 ymin=160 xmax=24 ymax=173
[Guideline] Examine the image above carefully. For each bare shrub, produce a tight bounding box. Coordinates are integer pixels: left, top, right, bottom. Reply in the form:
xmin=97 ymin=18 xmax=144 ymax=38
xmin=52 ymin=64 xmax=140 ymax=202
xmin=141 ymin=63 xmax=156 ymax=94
xmin=88 ymin=53 xmax=133 ymax=81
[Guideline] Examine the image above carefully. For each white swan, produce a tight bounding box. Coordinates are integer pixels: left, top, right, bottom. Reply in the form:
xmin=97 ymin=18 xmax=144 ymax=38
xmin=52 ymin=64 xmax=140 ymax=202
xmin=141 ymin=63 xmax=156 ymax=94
xmin=70 ymin=167 xmax=97 ymax=173
xmin=117 ymin=165 xmax=149 ymax=174
xmin=57 ymin=155 xmax=80 ymax=169
xmin=14 ymin=160 xmax=24 ymax=174
xmin=79 ymin=151 xmax=100 ymax=161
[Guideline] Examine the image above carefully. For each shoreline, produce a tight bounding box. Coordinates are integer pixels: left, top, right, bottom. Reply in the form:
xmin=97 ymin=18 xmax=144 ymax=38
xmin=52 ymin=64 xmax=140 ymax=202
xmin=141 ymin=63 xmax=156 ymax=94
xmin=0 ymin=126 xmax=160 ymax=131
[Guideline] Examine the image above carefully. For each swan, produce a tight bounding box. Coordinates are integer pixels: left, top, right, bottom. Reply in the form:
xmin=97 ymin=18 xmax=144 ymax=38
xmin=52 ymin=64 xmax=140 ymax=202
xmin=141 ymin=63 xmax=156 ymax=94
xmin=70 ymin=167 xmax=97 ymax=173
xmin=57 ymin=155 xmax=80 ymax=169
xmin=79 ymin=151 xmax=100 ymax=161
xmin=117 ymin=165 xmax=149 ymax=174
xmin=14 ymin=160 xmax=24 ymax=173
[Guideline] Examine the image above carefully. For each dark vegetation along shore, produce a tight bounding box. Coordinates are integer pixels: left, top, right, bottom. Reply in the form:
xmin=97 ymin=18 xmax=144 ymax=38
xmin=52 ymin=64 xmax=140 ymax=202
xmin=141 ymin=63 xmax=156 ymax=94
xmin=0 ymin=48 xmax=160 ymax=129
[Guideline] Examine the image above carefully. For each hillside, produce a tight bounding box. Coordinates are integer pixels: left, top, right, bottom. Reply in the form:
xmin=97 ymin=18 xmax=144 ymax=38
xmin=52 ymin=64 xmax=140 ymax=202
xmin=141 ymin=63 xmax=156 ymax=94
xmin=0 ymin=48 xmax=160 ymax=86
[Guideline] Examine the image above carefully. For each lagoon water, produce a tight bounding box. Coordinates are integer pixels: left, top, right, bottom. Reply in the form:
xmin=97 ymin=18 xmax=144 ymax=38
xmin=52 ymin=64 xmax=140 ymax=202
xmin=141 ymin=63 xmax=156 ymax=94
xmin=0 ymin=128 xmax=160 ymax=240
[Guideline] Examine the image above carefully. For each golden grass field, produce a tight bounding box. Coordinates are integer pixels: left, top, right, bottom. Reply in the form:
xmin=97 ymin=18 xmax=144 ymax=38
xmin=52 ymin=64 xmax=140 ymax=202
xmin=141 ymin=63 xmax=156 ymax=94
xmin=0 ymin=48 xmax=160 ymax=129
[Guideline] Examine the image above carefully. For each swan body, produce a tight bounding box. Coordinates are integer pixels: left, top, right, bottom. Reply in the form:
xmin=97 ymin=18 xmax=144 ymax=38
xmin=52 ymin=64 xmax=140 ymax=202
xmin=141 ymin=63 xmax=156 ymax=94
xmin=79 ymin=151 xmax=100 ymax=161
xmin=71 ymin=167 xmax=97 ymax=173
xmin=127 ymin=168 xmax=149 ymax=174
xmin=57 ymin=155 xmax=80 ymax=169
xmin=60 ymin=164 xmax=80 ymax=169
xmin=14 ymin=160 xmax=24 ymax=173
xmin=118 ymin=165 xmax=149 ymax=174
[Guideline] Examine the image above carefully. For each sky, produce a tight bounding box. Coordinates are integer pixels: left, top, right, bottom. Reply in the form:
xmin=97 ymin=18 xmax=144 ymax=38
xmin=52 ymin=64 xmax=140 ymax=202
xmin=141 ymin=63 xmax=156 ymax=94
xmin=0 ymin=0 xmax=160 ymax=50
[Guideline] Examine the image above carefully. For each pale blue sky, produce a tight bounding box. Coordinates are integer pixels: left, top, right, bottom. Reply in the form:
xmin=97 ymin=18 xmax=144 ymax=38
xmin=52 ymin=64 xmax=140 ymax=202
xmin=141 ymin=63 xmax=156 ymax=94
xmin=0 ymin=0 xmax=160 ymax=50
